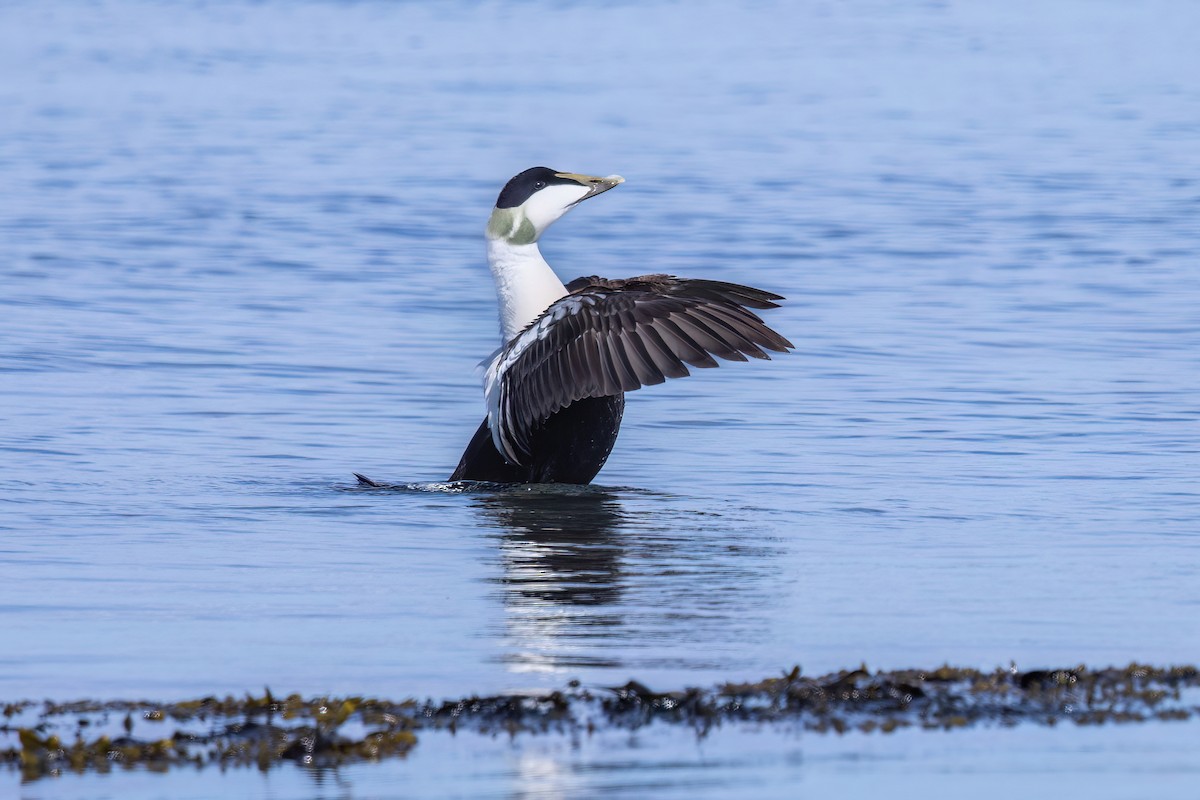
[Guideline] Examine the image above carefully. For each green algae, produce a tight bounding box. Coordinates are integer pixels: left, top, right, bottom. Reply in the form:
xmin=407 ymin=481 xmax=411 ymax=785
xmin=4 ymin=663 xmax=1197 ymax=781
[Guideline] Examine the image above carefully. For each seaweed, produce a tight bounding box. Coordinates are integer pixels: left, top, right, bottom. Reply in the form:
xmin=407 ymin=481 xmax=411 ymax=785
xmin=4 ymin=663 xmax=1197 ymax=781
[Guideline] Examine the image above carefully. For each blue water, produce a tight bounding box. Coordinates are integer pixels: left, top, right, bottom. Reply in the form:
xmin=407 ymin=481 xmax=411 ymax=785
xmin=2 ymin=0 xmax=1199 ymax=796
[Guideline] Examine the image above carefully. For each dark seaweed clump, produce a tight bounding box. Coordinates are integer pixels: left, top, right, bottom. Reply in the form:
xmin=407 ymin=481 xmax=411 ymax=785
xmin=4 ymin=663 xmax=1197 ymax=781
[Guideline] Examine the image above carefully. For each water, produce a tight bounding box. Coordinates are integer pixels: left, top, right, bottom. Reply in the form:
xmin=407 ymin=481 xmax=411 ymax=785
xmin=18 ymin=721 xmax=1200 ymax=800
xmin=2 ymin=0 xmax=1199 ymax=795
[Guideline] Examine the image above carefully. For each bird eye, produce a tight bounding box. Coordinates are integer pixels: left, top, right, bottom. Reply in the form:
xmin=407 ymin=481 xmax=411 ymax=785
xmin=534 ymin=180 xmax=546 ymax=189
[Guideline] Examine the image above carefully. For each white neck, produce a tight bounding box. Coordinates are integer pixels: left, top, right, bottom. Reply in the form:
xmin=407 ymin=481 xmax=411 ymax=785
xmin=486 ymin=236 xmax=568 ymax=343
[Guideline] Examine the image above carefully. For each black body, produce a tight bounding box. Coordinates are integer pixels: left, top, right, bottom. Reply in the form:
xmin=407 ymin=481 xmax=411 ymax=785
xmin=450 ymin=394 xmax=625 ymax=484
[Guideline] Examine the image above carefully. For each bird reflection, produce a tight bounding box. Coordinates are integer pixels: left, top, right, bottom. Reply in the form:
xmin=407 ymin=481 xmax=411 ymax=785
xmin=473 ymin=489 xmax=629 ymax=672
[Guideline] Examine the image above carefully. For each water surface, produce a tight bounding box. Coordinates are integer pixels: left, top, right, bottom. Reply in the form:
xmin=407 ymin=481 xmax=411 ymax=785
xmin=2 ymin=0 xmax=1198 ymax=796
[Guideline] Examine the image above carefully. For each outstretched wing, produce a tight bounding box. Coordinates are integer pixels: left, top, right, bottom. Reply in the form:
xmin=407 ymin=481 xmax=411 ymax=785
xmin=483 ymin=274 xmax=793 ymax=464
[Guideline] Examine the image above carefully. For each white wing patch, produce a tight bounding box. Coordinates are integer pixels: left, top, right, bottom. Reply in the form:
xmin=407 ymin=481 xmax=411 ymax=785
xmin=483 ymin=295 xmax=594 ymax=464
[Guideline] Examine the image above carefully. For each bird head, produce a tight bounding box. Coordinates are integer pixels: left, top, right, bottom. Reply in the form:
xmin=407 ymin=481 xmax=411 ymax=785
xmin=486 ymin=167 xmax=624 ymax=245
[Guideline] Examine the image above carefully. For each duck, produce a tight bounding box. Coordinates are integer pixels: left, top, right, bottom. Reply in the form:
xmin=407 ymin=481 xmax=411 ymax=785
xmin=449 ymin=167 xmax=793 ymax=484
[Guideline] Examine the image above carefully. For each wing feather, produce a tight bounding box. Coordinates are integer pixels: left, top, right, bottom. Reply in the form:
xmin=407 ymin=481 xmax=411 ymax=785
xmin=690 ymin=307 xmax=769 ymax=359
xmin=639 ymin=325 xmax=692 ymax=379
xmin=655 ymin=318 xmax=721 ymax=368
xmin=621 ymin=329 xmax=667 ymax=385
xmin=483 ymin=275 xmax=792 ymax=464
xmin=671 ymin=314 xmax=750 ymax=362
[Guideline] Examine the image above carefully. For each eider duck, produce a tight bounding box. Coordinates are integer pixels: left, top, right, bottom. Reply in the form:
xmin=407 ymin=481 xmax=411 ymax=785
xmin=449 ymin=167 xmax=793 ymax=485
